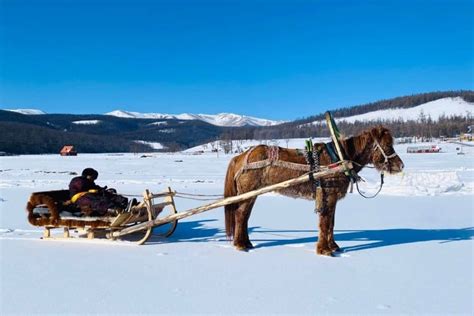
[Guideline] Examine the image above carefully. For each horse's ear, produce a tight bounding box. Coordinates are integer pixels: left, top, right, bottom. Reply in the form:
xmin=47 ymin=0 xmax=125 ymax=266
xmin=370 ymin=125 xmax=384 ymax=139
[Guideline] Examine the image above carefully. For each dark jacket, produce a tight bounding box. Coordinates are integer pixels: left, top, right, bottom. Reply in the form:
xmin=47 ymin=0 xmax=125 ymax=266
xmin=68 ymin=176 xmax=127 ymax=216
xmin=69 ymin=176 xmax=102 ymax=197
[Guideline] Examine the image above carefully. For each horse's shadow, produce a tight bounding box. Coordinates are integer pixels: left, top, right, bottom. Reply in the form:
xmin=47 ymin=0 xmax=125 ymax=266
xmin=146 ymin=220 xmax=473 ymax=253
xmin=249 ymin=227 xmax=474 ymax=252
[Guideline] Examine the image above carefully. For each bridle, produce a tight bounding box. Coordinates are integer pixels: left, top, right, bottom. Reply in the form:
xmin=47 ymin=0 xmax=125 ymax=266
xmin=372 ymin=137 xmax=399 ymax=166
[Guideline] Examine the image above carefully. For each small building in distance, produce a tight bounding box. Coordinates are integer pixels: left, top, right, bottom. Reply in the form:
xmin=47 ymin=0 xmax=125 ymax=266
xmin=407 ymin=145 xmax=441 ymax=154
xmin=60 ymin=145 xmax=77 ymax=156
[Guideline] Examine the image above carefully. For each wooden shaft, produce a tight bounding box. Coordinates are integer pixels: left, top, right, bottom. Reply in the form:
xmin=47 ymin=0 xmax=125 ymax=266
xmin=111 ymin=162 xmax=352 ymax=239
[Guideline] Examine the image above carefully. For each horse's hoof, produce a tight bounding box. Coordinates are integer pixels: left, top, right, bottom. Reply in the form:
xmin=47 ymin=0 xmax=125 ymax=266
xmin=235 ymin=245 xmax=249 ymax=252
xmin=317 ymin=248 xmax=333 ymax=257
xmin=330 ymin=245 xmax=341 ymax=252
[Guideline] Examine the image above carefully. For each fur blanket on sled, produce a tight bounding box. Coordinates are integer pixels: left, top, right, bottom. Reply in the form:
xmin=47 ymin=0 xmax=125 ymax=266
xmin=26 ymin=190 xmax=111 ymax=228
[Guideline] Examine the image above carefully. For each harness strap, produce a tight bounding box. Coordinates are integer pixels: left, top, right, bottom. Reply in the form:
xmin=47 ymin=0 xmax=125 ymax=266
xmin=305 ymin=140 xmax=327 ymax=214
xmin=305 ymin=140 xmax=315 ymax=185
xmin=71 ymin=189 xmax=99 ymax=203
xmin=234 ymin=146 xmax=310 ymax=182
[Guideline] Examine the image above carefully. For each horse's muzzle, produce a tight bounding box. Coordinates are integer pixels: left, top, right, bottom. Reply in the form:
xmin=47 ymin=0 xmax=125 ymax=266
xmin=387 ymin=156 xmax=404 ymax=174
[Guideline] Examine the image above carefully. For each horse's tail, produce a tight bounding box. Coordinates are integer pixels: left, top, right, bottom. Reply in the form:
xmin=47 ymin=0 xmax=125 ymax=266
xmin=224 ymin=157 xmax=238 ymax=239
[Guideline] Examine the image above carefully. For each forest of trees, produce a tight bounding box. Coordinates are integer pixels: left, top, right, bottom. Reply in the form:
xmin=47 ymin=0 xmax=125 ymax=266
xmin=237 ymin=114 xmax=472 ymax=141
xmin=0 ymin=122 xmax=151 ymax=154
xmin=222 ymin=91 xmax=473 ymax=141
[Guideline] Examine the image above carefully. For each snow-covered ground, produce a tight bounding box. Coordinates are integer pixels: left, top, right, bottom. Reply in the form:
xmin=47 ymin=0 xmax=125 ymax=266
xmin=72 ymin=120 xmax=102 ymax=125
xmin=0 ymin=141 xmax=472 ymax=315
xmin=134 ymin=140 xmax=165 ymax=150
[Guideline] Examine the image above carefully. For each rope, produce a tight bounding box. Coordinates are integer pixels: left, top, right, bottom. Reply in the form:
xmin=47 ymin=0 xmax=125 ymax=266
xmin=173 ymin=194 xmax=220 ymax=201
xmin=174 ymin=191 xmax=223 ymax=197
xmin=123 ymin=191 xmax=223 ymax=199
xmin=174 ymin=190 xmax=224 ymax=201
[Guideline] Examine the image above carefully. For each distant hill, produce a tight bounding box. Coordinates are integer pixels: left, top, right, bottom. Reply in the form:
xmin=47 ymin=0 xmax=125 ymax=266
xmin=1 ymin=90 xmax=472 ymax=154
xmin=303 ymin=97 xmax=472 ymax=124
xmin=0 ymin=110 xmax=225 ymax=154
xmin=227 ymin=90 xmax=474 ymax=141
xmin=297 ymin=90 xmax=474 ymax=124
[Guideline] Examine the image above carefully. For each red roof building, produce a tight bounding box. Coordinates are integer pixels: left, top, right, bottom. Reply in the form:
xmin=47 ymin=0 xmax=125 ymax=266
xmin=60 ymin=145 xmax=77 ymax=156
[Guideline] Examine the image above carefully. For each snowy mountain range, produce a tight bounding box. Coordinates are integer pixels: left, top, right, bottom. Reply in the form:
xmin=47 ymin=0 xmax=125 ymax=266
xmin=2 ymin=108 xmax=283 ymax=127
xmin=4 ymin=109 xmax=46 ymax=115
xmin=105 ymin=110 xmax=284 ymax=127
xmin=3 ymin=96 xmax=472 ymax=127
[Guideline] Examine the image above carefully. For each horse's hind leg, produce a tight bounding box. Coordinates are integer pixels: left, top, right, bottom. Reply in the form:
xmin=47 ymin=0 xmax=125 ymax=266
xmin=233 ymin=198 xmax=256 ymax=251
xmin=243 ymin=198 xmax=256 ymax=249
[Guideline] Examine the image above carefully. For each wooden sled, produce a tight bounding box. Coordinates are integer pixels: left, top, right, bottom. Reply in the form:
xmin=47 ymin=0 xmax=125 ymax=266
xmin=26 ymin=187 xmax=178 ymax=245
xmin=26 ymin=161 xmax=353 ymax=245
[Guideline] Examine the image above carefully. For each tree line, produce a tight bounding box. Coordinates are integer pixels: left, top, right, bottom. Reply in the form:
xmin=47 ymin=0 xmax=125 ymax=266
xmin=221 ymin=91 xmax=473 ymax=141
xmin=0 ymin=122 xmax=150 ymax=154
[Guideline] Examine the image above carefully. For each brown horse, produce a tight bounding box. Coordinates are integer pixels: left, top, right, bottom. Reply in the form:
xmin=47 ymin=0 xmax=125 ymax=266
xmin=224 ymin=125 xmax=404 ymax=256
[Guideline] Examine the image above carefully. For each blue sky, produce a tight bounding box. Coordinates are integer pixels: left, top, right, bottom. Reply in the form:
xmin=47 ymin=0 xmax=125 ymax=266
xmin=0 ymin=0 xmax=473 ymax=120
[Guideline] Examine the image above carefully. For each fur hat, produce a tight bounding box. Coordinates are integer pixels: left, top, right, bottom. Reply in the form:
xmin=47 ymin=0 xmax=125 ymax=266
xmin=82 ymin=168 xmax=98 ymax=180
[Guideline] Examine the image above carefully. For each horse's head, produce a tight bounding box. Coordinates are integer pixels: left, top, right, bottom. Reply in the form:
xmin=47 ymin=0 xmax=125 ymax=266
xmin=369 ymin=126 xmax=404 ymax=174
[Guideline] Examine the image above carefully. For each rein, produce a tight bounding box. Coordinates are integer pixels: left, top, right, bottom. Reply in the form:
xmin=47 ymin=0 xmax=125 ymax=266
xmin=351 ymin=136 xmax=397 ymax=199
xmin=355 ymin=172 xmax=384 ymax=199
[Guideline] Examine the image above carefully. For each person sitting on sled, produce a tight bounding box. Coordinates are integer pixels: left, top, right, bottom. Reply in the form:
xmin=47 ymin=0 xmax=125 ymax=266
xmin=69 ymin=168 xmax=131 ymax=216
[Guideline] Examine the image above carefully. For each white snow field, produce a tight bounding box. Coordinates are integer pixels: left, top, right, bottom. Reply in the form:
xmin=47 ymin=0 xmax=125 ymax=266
xmin=0 ymin=141 xmax=473 ymax=315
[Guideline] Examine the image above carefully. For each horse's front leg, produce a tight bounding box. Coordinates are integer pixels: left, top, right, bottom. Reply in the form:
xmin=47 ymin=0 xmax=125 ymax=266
xmin=326 ymin=204 xmax=341 ymax=252
xmin=316 ymin=190 xmax=338 ymax=256
xmin=316 ymin=211 xmax=332 ymax=256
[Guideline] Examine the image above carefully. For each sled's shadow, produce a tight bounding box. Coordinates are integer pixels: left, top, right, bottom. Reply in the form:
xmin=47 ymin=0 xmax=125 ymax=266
xmin=249 ymin=227 xmax=474 ymax=252
xmin=146 ymin=219 xmax=222 ymax=244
